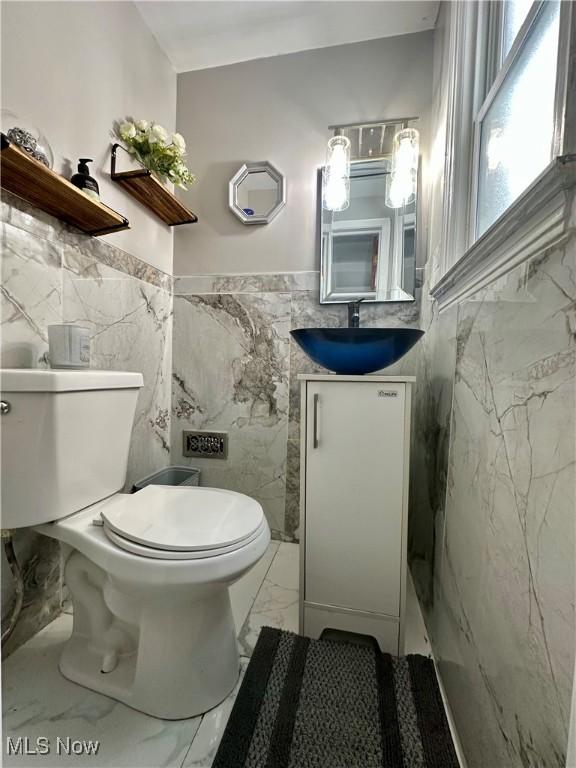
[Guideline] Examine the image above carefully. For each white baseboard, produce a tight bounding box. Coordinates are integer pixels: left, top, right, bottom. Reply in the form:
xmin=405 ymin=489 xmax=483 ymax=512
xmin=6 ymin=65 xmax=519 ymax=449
xmin=433 ymin=656 xmax=469 ymax=768
xmin=408 ymin=571 xmax=468 ymax=768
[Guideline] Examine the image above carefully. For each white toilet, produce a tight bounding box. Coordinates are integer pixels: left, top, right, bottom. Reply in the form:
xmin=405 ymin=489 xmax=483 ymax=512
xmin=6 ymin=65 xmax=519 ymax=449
xmin=0 ymin=369 xmax=270 ymax=719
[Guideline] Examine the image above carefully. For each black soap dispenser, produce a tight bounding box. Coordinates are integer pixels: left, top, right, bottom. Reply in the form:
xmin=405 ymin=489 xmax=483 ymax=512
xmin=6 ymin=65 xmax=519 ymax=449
xmin=70 ymin=158 xmax=100 ymax=202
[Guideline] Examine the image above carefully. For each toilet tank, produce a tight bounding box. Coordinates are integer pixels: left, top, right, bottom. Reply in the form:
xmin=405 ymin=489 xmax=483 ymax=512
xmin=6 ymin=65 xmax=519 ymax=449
xmin=1 ymin=369 xmax=143 ymax=529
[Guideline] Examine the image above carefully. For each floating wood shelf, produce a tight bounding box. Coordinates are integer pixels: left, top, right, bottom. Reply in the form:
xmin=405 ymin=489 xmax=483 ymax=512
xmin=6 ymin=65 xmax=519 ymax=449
xmin=111 ymin=144 xmax=198 ymax=226
xmin=0 ymin=134 xmax=129 ymax=236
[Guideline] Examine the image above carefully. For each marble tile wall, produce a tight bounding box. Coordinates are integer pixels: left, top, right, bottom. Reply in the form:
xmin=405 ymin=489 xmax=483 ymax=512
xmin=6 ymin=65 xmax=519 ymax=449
xmin=171 ymin=290 xmax=291 ymax=539
xmin=171 ymin=274 xmax=422 ymax=541
xmin=411 ymin=242 xmax=576 ymax=767
xmin=61 ymin=248 xmax=172 ymax=487
xmin=408 ymin=267 xmax=458 ymax=609
xmin=1 ymin=192 xmax=173 ymax=654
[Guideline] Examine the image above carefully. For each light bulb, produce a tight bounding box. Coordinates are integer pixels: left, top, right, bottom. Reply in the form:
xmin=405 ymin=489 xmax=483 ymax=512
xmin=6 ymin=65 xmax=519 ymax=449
xmin=323 ymin=175 xmax=350 ymax=211
xmin=387 ymin=168 xmax=415 ymax=208
xmin=322 ymin=135 xmax=351 ymax=211
xmin=386 ymin=128 xmax=419 ymax=209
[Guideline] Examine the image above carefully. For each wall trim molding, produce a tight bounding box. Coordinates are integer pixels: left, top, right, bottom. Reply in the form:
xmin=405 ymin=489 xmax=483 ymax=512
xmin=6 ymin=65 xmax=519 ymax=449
xmin=1 ymin=190 xmax=173 ymax=292
xmin=430 ymin=156 xmax=576 ymax=311
xmin=174 ymin=271 xmax=320 ymax=295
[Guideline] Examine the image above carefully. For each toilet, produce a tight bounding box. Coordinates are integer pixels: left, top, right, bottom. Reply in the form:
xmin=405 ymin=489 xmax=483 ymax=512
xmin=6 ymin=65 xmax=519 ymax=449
xmin=0 ymin=369 xmax=270 ymax=719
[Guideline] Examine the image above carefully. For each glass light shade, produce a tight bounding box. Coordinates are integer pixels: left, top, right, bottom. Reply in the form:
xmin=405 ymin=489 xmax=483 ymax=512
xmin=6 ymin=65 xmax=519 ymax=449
xmin=386 ymin=128 xmax=419 ymax=209
xmin=322 ymin=135 xmax=351 ymax=211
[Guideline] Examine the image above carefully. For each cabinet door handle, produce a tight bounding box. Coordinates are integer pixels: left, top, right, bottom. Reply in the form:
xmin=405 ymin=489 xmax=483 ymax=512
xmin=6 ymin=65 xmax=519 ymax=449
xmin=313 ymin=393 xmax=320 ymax=448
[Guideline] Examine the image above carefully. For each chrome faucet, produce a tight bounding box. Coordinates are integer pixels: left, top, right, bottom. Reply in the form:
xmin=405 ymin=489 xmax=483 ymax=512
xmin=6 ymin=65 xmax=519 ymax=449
xmin=347 ymin=299 xmax=365 ymax=328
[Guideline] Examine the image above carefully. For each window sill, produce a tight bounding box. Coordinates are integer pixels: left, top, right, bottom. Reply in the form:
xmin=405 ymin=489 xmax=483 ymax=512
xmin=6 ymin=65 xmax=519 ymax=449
xmin=430 ymin=155 xmax=576 ymax=310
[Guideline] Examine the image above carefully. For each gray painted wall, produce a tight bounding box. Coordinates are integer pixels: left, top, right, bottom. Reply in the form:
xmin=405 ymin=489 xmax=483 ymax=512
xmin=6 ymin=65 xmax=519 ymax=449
xmin=175 ymin=33 xmax=434 ymax=275
xmin=1 ymin=1 xmax=177 ymax=273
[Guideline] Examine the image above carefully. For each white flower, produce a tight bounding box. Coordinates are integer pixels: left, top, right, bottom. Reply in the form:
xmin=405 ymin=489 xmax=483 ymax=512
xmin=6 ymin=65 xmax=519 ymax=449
xmin=119 ymin=121 xmax=136 ymax=140
xmin=172 ymin=132 xmax=186 ymax=152
xmin=148 ymin=124 xmax=168 ymax=145
xmin=136 ymin=119 xmax=149 ymax=131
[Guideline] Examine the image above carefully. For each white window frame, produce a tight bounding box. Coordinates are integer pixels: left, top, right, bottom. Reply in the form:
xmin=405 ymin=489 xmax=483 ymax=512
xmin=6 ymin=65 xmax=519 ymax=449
xmin=436 ymin=1 xmax=484 ymax=279
xmin=469 ymin=1 xmax=564 ymax=242
xmin=431 ymin=0 xmax=576 ymax=310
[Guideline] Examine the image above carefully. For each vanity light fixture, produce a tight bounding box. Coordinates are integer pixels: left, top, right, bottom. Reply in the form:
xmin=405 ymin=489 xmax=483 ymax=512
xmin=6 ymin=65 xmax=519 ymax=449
xmin=386 ymin=127 xmax=420 ymax=209
xmin=322 ymin=135 xmax=351 ymax=212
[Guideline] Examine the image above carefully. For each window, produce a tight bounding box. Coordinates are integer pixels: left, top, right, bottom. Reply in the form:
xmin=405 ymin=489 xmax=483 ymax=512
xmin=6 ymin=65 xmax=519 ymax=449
xmin=474 ymin=1 xmax=561 ymax=237
xmin=501 ymin=0 xmax=533 ymax=59
xmin=431 ymin=0 xmax=573 ymax=306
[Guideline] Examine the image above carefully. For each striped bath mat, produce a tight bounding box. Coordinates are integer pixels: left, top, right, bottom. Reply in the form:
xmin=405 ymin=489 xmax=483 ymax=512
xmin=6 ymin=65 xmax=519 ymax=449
xmin=213 ymin=627 xmax=459 ymax=768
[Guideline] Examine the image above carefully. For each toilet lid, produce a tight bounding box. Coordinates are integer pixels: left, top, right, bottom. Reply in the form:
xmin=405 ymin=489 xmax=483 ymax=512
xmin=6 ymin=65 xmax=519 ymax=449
xmin=99 ymin=485 xmax=265 ymax=552
xmin=104 ymin=518 xmax=268 ymax=560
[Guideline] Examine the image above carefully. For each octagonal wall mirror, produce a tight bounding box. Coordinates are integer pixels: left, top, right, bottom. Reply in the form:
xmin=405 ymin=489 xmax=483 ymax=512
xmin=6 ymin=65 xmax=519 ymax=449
xmin=229 ymin=162 xmax=286 ymax=225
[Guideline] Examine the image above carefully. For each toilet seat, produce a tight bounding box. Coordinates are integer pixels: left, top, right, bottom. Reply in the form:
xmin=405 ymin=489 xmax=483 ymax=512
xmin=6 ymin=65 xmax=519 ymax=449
xmin=99 ymin=485 xmax=265 ymax=560
xmin=104 ymin=518 xmax=268 ymax=560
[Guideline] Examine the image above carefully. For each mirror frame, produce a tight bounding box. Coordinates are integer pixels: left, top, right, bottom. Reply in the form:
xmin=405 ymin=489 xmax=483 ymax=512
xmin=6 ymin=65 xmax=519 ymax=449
xmin=229 ymin=161 xmax=286 ymax=225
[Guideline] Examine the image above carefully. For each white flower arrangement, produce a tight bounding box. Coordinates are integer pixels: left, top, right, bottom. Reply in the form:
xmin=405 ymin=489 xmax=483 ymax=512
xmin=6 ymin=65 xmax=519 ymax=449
xmin=115 ymin=119 xmax=196 ymax=189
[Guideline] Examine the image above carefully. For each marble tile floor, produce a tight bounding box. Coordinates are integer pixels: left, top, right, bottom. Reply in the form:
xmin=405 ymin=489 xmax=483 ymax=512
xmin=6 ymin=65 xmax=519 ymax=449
xmin=2 ymin=543 xmax=433 ymax=768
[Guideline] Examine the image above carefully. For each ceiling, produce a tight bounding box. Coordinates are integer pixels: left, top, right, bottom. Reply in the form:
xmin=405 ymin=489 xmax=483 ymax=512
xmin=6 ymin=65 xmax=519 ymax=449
xmin=135 ymin=1 xmax=439 ymax=73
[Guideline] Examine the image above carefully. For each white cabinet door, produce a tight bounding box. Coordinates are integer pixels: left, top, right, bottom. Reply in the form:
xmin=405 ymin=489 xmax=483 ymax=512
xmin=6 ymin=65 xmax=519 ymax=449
xmin=304 ymin=381 xmax=405 ymax=616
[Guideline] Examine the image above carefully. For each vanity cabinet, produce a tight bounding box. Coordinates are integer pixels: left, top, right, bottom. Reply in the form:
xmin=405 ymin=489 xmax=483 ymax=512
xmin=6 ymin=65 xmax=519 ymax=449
xmin=298 ymin=374 xmax=413 ymax=655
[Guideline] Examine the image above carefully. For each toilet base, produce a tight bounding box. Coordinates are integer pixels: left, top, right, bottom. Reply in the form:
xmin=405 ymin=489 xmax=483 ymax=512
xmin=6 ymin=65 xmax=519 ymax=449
xmin=61 ymin=551 xmax=240 ymax=719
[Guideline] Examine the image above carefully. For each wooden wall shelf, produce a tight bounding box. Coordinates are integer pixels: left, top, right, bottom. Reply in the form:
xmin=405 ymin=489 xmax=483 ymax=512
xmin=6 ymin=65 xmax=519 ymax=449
xmin=111 ymin=144 xmax=198 ymax=227
xmin=0 ymin=134 xmax=129 ymax=236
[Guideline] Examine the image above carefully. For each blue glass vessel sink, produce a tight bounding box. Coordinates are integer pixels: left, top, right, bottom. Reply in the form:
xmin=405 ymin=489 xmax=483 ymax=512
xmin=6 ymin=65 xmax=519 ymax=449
xmin=290 ymin=328 xmax=424 ymax=375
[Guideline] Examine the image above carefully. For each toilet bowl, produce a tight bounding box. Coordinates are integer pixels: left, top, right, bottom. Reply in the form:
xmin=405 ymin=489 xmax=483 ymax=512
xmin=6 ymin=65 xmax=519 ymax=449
xmin=36 ymin=485 xmax=271 ymax=720
xmin=1 ymin=369 xmax=271 ymax=720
